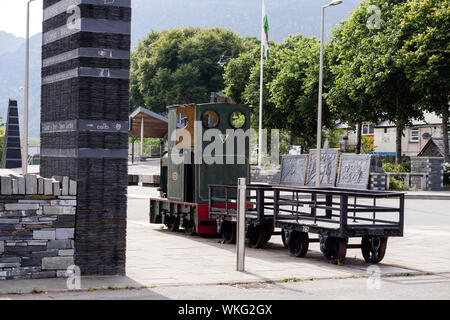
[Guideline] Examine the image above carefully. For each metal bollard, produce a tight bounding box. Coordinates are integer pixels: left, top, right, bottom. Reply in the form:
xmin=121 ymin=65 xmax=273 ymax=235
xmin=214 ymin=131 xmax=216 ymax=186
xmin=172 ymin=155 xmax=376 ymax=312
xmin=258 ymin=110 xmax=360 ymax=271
xmin=236 ymin=178 xmax=246 ymax=272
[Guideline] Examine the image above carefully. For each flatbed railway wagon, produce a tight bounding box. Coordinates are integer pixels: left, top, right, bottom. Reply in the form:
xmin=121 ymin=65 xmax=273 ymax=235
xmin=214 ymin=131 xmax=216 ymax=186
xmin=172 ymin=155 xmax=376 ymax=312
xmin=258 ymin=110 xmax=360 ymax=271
xmin=150 ymin=102 xmax=251 ymax=235
xmin=209 ymin=184 xmax=405 ymax=264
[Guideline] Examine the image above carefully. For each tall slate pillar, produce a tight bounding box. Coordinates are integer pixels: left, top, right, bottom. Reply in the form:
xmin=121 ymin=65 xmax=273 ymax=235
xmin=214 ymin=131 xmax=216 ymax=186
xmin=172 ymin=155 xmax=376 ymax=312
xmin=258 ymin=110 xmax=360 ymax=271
xmin=1 ymin=99 xmax=22 ymax=169
xmin=40 ymin=0 xmax=131 ymax=276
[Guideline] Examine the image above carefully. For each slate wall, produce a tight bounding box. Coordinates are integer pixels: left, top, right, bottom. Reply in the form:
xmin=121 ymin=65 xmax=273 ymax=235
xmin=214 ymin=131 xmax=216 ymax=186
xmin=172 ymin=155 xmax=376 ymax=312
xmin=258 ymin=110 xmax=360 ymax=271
xmin=0 ymin=174 xmax=77 ymax=280
xmin=411 ymin=157 xmax=444 ymax=191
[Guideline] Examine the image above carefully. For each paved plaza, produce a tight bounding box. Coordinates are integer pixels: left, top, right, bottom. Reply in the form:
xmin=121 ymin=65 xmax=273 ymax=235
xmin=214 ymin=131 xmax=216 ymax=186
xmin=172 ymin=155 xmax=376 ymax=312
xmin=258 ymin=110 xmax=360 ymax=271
xmin=0 ymin=184 xmax=449 ymax=299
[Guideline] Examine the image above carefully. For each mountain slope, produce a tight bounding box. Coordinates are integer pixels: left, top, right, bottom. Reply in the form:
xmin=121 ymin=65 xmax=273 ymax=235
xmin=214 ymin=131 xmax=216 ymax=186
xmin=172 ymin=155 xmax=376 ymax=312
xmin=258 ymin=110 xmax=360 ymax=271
xmin=131 ymin=0 xmax=361 ymax=48
xmin=0 ymin=33 xmax=41 ymax=138
xmin=0 ymin=31 xmax=25 ymax=55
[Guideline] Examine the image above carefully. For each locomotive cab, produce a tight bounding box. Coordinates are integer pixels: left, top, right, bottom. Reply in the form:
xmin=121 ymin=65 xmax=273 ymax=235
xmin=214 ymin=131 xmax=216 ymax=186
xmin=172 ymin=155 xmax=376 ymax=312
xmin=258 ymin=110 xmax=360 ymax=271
xmin=150 ymin=102 xmax=251 ymax=235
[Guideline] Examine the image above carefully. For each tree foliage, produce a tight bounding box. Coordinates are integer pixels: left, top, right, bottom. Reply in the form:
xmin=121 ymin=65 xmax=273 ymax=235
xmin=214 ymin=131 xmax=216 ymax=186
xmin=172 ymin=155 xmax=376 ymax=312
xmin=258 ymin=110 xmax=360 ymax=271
xmin=130 ymin=27 xmax=249 ymax=114
xmin=130 ymin=1 xmax=449 ymax=159
xmin=396 ymin=0 xmax=450 ymax=161
xmin=224 ymin=35 xmax=335 ymax=151
xmin=327 ymin=0 xmax=424 ymax=161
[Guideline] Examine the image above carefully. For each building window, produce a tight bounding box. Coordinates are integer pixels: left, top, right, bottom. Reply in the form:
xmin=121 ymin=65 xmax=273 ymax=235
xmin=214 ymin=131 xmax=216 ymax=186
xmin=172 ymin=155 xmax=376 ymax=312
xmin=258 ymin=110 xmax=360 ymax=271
xmin=410 ymin=128 xmax=420 ymax=142
xmin=384 ymin=128 xmax=388 ymax=134
xmin=362 ymin=124 xmax=374 ymax=135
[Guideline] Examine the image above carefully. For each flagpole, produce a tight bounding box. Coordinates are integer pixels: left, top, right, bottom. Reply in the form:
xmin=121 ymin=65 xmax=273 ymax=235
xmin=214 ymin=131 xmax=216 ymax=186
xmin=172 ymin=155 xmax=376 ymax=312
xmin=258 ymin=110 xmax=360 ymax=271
xmin=258 ymin=0 xmax=265 ymax=169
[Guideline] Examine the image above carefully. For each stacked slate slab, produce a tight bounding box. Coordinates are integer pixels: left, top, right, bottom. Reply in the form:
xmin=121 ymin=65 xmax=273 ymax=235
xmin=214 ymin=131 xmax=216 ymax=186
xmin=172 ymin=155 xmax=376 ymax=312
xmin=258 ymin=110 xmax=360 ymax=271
xmin=1 ymin=100 xmax=22 ymax=169
xmin=336 ymin=154 xmax=372 ymax=189
xmin=0 ymin=174 xmax=77 ymax=280
xmin=411 ymin=157 xmax=444 ymax=191
xmin=279 ymin=155 xmax=308 ymax=186
xmin=40 ymin=0 xmax=131 ymax=276
xmin=305 ymin=149 xmax=340 ymax=187
xmin=426 ymin=158 xmax=444 ymax=191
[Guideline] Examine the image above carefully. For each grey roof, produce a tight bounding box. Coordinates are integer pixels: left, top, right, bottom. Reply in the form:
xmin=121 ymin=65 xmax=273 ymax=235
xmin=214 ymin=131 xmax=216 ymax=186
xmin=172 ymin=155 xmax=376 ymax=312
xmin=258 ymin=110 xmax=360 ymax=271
xmin=376 ymin=112 xmax=444 ymax=128
xmin=419 ymin=138 xmax=449 ymax=157
xmin=129 ymin=107 xmax=169 ymax=123
xmin=433 ymin=138 xmax=449 ymax=156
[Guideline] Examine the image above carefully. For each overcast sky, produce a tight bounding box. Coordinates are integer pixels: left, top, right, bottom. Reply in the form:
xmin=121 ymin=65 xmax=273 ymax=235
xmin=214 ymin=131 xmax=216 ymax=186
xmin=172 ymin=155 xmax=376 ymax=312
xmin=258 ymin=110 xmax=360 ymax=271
xmin=0 ymin=0 xmax=43 ymax=38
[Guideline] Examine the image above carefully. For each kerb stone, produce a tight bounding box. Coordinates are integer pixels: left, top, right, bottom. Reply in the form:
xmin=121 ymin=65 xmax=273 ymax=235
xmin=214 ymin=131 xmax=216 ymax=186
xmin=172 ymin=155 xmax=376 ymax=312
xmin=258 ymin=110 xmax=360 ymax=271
xmin=26 ymin=174 xmax=38 ymax=195
xmin=18 ymin=176 xmax=26 ymax=195
xmin=42 ymin=257 xmax=74 ymax=270
xmin=69 ymin=180 xmax=77 ymax=196
xmin=44 ymin=179 xmax=53 ymax=196
xmin=12 ymin=179 xmax=19 ymax=194
xmin=1 ymin=177 xmax=12 ymax=195
xmin=53 ymin=181 xmax=61 ymax=196
xmin=38 ymin=177 xmax=45 ymax=195
xmin=62 ymin=177 xmax=69 ymax=196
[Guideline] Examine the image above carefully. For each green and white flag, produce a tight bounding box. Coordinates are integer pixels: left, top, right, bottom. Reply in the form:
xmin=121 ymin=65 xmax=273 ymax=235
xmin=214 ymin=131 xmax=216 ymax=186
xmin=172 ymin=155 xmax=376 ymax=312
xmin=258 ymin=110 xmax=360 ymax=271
xmin=262 ymin=0 xmax=269 ymax=60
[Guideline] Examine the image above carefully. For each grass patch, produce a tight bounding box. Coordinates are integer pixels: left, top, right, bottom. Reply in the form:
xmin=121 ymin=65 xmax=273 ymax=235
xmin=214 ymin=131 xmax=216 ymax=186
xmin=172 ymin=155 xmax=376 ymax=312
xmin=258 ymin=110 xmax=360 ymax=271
xmin=382 ymin=272 xmax=435 ymax=278
xmin=31 ymin=289 xmax=45 ymax=295
xmin=107 ymin=286 xmax=121 ymax=291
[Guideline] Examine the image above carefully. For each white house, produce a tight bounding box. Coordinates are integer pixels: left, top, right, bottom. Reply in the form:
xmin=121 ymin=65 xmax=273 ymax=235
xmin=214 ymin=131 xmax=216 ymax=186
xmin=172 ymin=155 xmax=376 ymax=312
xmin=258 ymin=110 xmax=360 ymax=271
xmin=374 ymin=112 xmax=449 ymax=157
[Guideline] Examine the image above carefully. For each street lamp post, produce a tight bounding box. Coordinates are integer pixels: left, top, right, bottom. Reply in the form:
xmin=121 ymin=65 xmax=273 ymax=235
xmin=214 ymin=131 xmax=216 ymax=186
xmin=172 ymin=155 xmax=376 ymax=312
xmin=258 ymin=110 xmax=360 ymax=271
xmin=217 ymin=53 xmax=234 ymax=68
xmin=23 ymin=0 xmax=36 ymax=175
xmin=316 ymin=0 xmax=343 ymax=188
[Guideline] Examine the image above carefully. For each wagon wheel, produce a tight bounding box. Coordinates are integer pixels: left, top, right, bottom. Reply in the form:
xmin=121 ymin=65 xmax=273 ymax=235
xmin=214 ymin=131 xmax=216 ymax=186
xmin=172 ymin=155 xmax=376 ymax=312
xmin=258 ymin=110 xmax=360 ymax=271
xmin=265 ymin=225 xmax=274 ymax=243
xmin=288 ymin=231 xmax=309 ymax=258
xmin=247 ymin=225 xmax=267 ymax=249
xmin=167 ymin=217 xmax=180 ymax=232
xmin=361 ymin=237 xmax=388 ymax=264
xmin=323 ymin=237 xmax=348 ymax=265
xmin=281 ymin=229 xmax=289 ymax=248
xmin=184 ymin=221 xmax=196 ymax=236
xmin=221 ymin=222 xmax=236 ymax=244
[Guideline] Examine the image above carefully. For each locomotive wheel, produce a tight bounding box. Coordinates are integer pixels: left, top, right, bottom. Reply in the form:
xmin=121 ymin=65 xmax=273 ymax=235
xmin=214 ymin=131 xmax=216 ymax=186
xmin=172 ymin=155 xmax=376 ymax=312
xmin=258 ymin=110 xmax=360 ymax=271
xmin=323 ymin=237 xmax=348 ymax=265
xmin=288 ymin=231 xmax=309 ymax=258
xmin=247 ymin=225 xmax=267 ymax=249
xmin=184 ymin=221 xmax=196 ymax=236
xmin=361 ymin=237 xmax=388 ymax=264
xmin=281 ymin=229 xmax=289 ymax=248
xmin=221 ymin=222 xmax=236 ymax=244
xmin=167 ymin=217 xmax=180 ymax=232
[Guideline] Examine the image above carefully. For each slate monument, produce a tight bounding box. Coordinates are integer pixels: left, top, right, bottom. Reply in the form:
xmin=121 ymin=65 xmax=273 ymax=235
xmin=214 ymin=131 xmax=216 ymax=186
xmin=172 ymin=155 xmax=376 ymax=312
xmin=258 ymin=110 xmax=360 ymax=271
xmin=336 ymin=154 xmax=372 ymax=189
xmin=40 ymin=0 xmax=131 ymax=275
xmin=305 ymin=149 xmax=339 ymax=187
xmin=280 ymin=155 xmax=308 ymax=186
xmin=1 ymin=99 xmax=22 ymax=169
